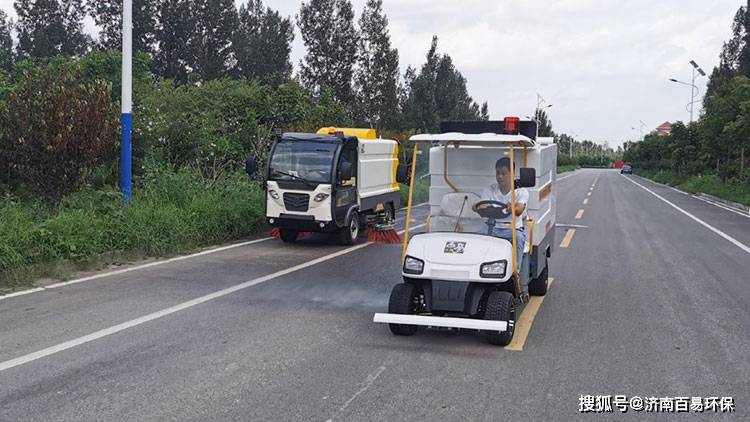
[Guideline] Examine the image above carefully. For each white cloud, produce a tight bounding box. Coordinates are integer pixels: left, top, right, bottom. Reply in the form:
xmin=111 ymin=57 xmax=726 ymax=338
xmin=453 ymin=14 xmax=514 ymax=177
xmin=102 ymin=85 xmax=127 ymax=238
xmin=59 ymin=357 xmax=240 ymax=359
xmin=0 ymin=0 xmax=741 ymax=147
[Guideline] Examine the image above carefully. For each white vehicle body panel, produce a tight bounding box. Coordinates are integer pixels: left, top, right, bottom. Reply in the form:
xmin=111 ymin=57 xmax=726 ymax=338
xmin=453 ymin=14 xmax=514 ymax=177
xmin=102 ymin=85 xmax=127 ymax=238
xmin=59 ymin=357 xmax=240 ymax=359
xmin=357 ymin=139 xmax=400 ymax=206
xmin=266 ymin=181 xmax=333 ymax=222
xmin=404 ymin=232 xmax=514 ymax=283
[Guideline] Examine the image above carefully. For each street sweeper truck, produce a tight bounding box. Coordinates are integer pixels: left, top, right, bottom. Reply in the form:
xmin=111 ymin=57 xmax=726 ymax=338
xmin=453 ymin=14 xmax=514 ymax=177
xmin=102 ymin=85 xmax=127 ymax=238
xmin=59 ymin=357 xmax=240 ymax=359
xmin=246 ymin=128 xmax=408 ymax=245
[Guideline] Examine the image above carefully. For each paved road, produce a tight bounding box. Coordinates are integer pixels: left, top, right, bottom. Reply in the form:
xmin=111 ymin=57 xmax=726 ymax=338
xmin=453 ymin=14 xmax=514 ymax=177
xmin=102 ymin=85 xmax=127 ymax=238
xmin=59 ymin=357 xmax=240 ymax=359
xmin=1 ymin=169 xmax=748 ymax=421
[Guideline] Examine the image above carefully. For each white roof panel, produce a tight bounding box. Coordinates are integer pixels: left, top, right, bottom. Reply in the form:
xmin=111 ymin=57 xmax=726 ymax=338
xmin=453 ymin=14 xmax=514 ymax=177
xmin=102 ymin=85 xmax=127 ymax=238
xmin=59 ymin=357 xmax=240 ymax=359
xmin=409 ymin=132 xmax=536 ymax=146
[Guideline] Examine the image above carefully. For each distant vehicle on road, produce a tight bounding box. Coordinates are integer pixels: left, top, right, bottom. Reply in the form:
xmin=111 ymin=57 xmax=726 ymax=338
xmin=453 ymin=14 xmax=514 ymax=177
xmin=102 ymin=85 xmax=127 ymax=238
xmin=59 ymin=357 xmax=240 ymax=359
xmin=374 ymin=117 xmax=557 ymax=346
xmin=621 ymin=164 xmax=633 ymax=174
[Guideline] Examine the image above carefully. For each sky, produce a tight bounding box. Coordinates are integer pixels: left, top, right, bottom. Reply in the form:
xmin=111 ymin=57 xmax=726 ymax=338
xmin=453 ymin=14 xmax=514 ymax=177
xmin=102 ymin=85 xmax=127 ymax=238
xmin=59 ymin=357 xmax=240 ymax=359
xmin=0 ymin=0 xmax=741 ymax=148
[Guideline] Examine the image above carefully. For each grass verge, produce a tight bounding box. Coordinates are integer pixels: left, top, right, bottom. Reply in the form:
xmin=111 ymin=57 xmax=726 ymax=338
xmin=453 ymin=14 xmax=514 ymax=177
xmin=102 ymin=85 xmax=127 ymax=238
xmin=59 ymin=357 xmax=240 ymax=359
xmin=0 ymin=170 xmax=265 ymax=290
xmin=557 ymin=165 xmax=580 ymax=173
xmin=635 ymin=169 xmax=750 ymax=207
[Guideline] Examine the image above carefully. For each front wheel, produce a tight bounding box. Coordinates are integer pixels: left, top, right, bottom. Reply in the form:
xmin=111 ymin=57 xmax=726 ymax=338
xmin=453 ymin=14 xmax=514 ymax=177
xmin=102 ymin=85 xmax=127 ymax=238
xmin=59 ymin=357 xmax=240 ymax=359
xmin=484 ymin=291 xmax=515 ymax=346
xmin=280 ymin=229 xmax=298 ymax=243
xmin=388 ymin=283 xmax=419 ymax=336
xmin=339 ymin=211 xmax=360 ymax=245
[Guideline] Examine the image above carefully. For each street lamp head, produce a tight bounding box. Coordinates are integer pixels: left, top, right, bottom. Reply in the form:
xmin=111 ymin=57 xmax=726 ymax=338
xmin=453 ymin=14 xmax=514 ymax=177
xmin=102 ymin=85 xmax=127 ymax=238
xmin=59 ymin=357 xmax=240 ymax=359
xmin=690 ymin=60 xmax=706 ymax=77
xmin=669 ymin=78 xmax=678 ymax=82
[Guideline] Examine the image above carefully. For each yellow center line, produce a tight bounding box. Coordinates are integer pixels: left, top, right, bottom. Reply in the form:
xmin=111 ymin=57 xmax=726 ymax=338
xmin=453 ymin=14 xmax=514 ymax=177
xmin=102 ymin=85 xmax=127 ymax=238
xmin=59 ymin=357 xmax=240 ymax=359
xmin=505 ymin=278 xmax=554 ymax=352
xmin=575 ymin=209 xmax=585 ymax=219
xmin=583 ymin=198 xmax=589 ymax=205
xmin=560 ymin=229 xmax=576 ymax=248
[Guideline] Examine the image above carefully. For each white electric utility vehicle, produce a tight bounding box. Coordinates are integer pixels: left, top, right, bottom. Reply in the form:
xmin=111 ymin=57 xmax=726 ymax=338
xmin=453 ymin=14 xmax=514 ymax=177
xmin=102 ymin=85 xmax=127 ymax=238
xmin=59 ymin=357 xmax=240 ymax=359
xmin=374 ymin=118 xmax=557 ymax=346
xmin=246 ymin=128 xmax=408 ymax=245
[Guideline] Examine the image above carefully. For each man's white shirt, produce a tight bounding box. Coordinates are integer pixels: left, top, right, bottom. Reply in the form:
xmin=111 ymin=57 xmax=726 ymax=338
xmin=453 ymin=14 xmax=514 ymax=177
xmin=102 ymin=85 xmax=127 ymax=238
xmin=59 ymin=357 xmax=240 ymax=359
xmin=480 ymin=183 xmax=528 ymax=229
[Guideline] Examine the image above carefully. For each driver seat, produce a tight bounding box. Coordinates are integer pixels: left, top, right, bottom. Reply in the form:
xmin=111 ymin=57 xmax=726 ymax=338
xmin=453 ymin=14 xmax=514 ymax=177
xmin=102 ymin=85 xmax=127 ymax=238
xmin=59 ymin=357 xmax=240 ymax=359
xmin=429 ymin=192 xmax=485 ymax=232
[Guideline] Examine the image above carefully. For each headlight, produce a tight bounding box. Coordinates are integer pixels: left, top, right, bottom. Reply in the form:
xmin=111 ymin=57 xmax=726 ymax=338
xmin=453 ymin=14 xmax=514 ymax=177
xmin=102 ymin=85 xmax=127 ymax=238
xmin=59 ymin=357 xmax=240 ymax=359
xmin=314 ymin=193 xmax=330 ymax=202
xmin=269 ymin=190 xmax=279 ymax=199
xmin=480 ymin=260 xmax=507 ymax=279
xmin=403 ymin=256 xmax=424 ymax=274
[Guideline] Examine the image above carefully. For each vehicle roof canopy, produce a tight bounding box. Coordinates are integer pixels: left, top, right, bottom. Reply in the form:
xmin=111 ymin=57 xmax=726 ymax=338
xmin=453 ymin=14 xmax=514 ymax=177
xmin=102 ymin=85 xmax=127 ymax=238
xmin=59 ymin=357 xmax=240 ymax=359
xmin=408 ymin=119 xmax=538 ymax=147
xmin=409 ymin=132 xmax=536 ymax=147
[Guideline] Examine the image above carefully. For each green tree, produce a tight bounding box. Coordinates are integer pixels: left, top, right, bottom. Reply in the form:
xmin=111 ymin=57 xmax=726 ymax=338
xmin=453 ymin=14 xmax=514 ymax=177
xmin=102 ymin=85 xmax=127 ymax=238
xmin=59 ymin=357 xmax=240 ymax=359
xmin=354 ymin=0 xmax=399 ymax=129
xmin=400 ymin=37 xmax=439 ymax=131
xmin=480 ymin=102 xmax=490 ymax=120
xmin=88 ymin=0 xmax=158 ymax=55
xmin=187 ymin=0 xmax=239 ymax=81
xmin=0 ymin=10 xmax=12 ymax=72
xmin=234 ymin=0 xmax=294 ymax=86
xmin=434 ymin=54 xmax=481 ymax=121
xmin=153 ymin=0 xmax=192 ymax=82
xmin=14 ymin=0 xmax=91 ymax=59
xmin=535 ymin=107 xmax=553 ymax=137
xmin=298 ymin=0 xmax=358 ymax=108
xmin=400 ymin=36 xmax=483 ymax=131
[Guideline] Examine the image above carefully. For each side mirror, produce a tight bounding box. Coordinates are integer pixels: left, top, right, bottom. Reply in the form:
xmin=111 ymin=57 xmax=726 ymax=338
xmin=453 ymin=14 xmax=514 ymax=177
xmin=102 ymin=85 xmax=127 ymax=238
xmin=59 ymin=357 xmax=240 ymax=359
xmin=518 ymin=167 xmax=536 ymax=188
xmin=339 ymin=162 xmax=353 ymax=180
xmin=245 ymin=156 xmax=259 ymax=178
xmin=396 ymin=163 xmax=410 ymax=184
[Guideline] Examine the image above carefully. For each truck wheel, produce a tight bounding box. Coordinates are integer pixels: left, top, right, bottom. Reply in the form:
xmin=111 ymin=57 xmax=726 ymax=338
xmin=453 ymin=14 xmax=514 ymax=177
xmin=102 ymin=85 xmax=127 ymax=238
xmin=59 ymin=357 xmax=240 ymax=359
xmin=280 ymin=229 xmax=298 ymax=243
xmin=484 ymin=291 xmax=515 ymax=346
xmin=388 ymin=283 xmax=418 ymax=336
xmin=529 ymin=258 xmax=548 ymax=296
xmin=384 ymin=202 xmax=395 ymax=224
xmin=339 ymin=211 xmax=360 ymax=245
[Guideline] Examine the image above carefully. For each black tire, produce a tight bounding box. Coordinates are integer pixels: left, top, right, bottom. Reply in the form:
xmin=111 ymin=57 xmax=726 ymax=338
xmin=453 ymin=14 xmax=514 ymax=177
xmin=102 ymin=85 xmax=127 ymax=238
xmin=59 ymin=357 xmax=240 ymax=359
xmin=384 ymin=202 xmax=395 ymax=224
xmin=529 ymin=258 xmax=549 ymax=296
xmin=388 ymin=283 xmax=418 ymax=336
xmin=280 ymin=229 xmax=298 ymax=243
xmin=484 ymin=291 xmax=515 ymax=346
xmin=339 ymin=211 xmax=360 ymax=245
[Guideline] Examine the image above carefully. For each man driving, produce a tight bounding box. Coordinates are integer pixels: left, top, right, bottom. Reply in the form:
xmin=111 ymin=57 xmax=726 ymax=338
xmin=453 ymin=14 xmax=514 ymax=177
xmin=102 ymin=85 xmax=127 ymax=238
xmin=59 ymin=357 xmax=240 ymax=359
xmin=473 ymin=157 xmax=528 ymax=270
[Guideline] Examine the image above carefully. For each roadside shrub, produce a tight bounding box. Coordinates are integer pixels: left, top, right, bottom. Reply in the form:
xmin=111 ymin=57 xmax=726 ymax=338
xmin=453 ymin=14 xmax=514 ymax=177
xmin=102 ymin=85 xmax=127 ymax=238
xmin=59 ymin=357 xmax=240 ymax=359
xmin=0 ymin=58 xmax=118 ymax=203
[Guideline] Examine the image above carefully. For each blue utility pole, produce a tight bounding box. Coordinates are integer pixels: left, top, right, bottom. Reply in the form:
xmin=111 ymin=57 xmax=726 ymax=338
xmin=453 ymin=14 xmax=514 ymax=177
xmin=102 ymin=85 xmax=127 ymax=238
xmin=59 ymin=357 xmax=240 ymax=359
xmin=120 ymin=0 xmax=133 ymax=203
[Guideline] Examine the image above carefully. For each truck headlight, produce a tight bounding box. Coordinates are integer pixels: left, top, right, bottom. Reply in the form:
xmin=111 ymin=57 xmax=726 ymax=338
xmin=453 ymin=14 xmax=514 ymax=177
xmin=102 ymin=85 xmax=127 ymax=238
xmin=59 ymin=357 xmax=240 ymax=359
xmin=480 ymin=260 xmax=507 ymax=279
xmin=314 ymin=193 xmax=330 ymax=202
xmin=269 ymin=190 xmax=279 ymax=200
xmin=403 ymin=256 xmax=424 ymax=275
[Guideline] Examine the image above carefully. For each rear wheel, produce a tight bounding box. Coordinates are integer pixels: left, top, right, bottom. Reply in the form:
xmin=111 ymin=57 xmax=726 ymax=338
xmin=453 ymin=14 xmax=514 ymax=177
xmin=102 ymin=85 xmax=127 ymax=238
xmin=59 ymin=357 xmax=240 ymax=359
xmin=384 ymin=203 xmax=395 ymax=224
xmin=388 ymin=283 xmax=419 ymax=336
xmin=339 ymin=211 xmax=360 ymax=245
xmin=484 ymin=291 xmax=515 ymax=346
xmin=529 ymin=258 xmax=549 ymax=296
xmin=280 ymin=229 xmax=298 ymax=243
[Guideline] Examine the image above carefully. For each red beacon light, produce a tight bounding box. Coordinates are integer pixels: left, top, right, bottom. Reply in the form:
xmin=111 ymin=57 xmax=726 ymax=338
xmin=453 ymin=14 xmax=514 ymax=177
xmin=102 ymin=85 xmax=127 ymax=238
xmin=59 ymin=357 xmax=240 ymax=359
xmin=504 ymin=116 xmax=520 ymax=134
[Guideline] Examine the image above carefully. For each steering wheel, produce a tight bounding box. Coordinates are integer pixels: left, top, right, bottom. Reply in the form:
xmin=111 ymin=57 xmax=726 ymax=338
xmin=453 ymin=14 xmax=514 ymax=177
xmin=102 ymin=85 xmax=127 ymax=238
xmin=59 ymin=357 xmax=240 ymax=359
xmin=474 ymin=200 xmax=511 ymax=219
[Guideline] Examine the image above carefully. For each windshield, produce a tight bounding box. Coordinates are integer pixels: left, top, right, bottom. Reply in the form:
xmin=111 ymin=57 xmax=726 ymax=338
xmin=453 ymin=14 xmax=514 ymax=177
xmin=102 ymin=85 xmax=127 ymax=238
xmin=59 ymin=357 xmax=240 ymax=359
xmin=269 ymin=141 xmax=338 ymax=184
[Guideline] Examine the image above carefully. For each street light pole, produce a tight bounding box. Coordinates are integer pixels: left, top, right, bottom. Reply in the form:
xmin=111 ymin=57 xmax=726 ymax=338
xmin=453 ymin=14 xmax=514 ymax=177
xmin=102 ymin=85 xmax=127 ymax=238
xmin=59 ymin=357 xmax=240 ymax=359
xmin=570 ymin=131 xmax=579 ymax=159
xmin=121 ymin=0 xmax=133 ymax=203
xmin=669 ymin=60 xmax=706 ymax=124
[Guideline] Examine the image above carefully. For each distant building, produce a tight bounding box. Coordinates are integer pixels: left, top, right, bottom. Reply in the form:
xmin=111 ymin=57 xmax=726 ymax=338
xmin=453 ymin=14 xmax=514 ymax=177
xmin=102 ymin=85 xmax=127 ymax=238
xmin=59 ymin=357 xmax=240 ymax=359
xmin=655 ymin=121 xmax=672 ymax=137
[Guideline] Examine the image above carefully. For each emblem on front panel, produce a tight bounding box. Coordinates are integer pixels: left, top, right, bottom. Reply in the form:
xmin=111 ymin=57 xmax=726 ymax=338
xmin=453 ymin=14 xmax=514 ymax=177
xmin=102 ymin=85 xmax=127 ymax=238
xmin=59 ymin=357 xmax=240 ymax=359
xmin=444 ymin=241 xmax=466 ymax=254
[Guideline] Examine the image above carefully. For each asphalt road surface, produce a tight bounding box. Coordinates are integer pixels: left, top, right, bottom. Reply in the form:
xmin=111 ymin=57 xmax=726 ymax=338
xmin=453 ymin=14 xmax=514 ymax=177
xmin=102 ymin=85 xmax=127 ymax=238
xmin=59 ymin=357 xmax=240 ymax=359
xmin=1 ymin=169 xmax=748 ymax=421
